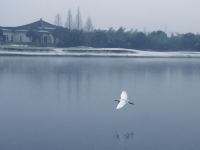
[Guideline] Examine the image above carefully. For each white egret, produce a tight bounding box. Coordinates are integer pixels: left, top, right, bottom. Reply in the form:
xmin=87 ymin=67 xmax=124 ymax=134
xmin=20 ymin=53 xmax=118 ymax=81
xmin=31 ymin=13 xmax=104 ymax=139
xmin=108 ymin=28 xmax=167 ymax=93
xmin=114 ymin=90 xmax=134 ymax=109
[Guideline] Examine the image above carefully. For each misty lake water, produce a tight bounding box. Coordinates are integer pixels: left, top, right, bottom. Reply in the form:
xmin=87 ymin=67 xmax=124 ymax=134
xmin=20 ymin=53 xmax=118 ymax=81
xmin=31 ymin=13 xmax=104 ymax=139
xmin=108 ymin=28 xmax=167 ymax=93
xmin=0 ymin=56 xmax=200 ymax=150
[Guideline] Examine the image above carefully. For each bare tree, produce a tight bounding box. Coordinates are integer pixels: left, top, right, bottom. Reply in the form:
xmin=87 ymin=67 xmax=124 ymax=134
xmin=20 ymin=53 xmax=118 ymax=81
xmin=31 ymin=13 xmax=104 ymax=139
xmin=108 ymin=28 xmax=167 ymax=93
xmin=54 ymin=13 xmax=62 ymax=27
xmin=65 ymin=9 xmax=73 ymax=30
xmin=74 ymin=8 xmax=82 ymax=30
xmin=84 ymin=17 xmax=94 ymax=32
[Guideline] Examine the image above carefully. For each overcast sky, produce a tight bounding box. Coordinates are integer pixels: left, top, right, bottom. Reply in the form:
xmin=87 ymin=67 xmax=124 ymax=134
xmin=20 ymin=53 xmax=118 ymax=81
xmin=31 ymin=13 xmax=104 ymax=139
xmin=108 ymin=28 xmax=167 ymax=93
xmin=0 ymin=0 xmax=200 ymax=33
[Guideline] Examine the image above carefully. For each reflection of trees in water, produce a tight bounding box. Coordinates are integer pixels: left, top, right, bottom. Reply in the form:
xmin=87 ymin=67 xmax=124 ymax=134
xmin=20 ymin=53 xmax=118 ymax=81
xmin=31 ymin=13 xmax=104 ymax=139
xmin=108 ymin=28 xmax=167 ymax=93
xmin=1 ymin=58 xmax=200 ymax=102
xmin=1 ymin=58 xmax=200 ymax=78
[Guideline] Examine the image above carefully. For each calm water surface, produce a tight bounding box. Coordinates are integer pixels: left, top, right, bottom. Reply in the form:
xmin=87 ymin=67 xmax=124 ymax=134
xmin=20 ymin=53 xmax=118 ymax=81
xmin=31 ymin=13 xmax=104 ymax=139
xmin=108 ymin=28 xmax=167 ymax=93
xmin=0 ymin=56 xmax=200 ymax=150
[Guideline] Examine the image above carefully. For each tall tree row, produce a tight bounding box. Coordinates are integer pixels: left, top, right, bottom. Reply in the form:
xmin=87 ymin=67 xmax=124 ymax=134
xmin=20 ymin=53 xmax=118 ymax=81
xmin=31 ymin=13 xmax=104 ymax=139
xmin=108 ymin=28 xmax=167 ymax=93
xmin=85 ymin=17 xmax=94 ymax=32
xmin=65 ymin=9 xmax=73 ymax=30
xmin=54 ymin=8 xmax=94 ymax=31
xmin=74 ymin=8 xmax=83 ymax=30
xmin=54 ymin=13 xmax=62 ymax=27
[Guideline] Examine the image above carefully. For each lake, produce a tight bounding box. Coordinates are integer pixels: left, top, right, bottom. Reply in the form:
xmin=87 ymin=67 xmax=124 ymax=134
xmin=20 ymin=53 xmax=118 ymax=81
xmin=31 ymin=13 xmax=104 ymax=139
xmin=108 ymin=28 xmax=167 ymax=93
xmin=0 ymin=56 xmax=200 ymax=150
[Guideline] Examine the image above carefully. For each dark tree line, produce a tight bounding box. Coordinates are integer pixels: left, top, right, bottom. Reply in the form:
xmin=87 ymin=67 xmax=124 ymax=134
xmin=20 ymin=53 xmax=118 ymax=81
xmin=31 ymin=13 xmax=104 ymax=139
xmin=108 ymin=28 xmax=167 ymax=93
xmin=0 ymin=29 xmax=3 ymax=37
xmin=51 ymin=27 xmax=200 ymax=51
xmin=0 ymin=29 xmax=4 ymax=42
xmin=0 ymin=29 xmax=3 ymax=36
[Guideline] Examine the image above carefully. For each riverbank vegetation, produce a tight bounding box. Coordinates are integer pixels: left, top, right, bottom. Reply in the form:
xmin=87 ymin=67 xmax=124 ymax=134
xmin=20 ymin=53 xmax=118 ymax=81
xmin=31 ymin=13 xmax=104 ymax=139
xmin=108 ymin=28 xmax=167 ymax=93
xmin=50 ymin=8 xmax=200 ymax=51
xmin=52 ymin=27 xmax=200 ymax=51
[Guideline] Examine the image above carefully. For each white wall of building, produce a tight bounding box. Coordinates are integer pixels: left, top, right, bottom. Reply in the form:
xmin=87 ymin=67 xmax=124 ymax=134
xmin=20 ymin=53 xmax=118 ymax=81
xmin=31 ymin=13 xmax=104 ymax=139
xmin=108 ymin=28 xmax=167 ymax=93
xmin=13 ymin=31 xmax=31 ymax=43
xmin=3 ymin=30 xmax=31 ymax=43
xmin=2 ymin=29 xmax=54 ymax=45
xmin=2 ymin=30 xmax=12 ymax=42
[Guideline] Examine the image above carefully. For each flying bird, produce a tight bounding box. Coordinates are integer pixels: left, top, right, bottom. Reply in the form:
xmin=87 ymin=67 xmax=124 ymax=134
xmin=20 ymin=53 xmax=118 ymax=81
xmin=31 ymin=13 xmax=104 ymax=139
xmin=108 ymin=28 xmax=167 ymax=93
xmin=115 ymin=90 xmax=134 ymax=109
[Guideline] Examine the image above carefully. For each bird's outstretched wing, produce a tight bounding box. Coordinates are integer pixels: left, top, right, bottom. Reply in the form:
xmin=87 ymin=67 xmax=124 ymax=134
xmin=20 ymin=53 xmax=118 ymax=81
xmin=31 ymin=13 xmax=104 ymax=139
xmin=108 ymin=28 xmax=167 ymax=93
xmin=121 ymin=91 xmax=128 ymax=100
xmin=114 ymin=100 xmax=120 ymax=103
xmin=128 ymin=101 xmax=135 ymax=105
xmin=116 ymin=101 xmax=126 ymax=109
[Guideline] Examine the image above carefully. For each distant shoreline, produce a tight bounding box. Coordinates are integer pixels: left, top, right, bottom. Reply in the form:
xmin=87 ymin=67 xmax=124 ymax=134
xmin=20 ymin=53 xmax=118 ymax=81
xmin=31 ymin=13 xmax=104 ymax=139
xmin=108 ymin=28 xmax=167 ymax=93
xmin=1 ymin=45 xmax=200 ymax=58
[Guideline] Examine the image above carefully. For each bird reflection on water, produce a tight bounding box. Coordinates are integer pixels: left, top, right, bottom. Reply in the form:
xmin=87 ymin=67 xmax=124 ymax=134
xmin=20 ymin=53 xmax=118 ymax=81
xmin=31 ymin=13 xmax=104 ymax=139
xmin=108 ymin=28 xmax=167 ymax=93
xmin=113 ymin=131 xmax=134 ymax=150
xmin=113 ymin=131 xmax=134 ymax=142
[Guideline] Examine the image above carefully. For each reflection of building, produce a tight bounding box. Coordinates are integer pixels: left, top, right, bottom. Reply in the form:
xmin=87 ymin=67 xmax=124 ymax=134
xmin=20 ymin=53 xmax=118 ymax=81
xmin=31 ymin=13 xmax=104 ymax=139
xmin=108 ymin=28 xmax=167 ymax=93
xmin=0 ymin=19 xmax=57 ymax=46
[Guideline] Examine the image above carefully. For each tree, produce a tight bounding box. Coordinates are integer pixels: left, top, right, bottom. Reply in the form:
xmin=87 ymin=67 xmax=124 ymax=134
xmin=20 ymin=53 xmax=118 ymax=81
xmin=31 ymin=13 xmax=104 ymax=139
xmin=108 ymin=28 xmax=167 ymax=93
xmin=54 ymin=13 xmax=63 ymax=27
xmin=181 ymin=33 xmax=196 ymax=50
xmin=0 ymin=29 xmax=3 ymax=36
xmin=74 ymin=8 xmax=82 ymax=30
xmin=51 ymin=28 xmax=71 ymax=47
xmin=70 ymin=29 xmax=85 ymax=46
xmin=128 ymin=32 xmax=147 ymax=49
xmin=194 ymin=35 xmax=200 ymax=51
xmin=113 ymin=27 xmax=127 ymax=48
xmin=147 ymin=30 xmax=169 ymax=50
xmin=0 ymin=29 xmax=3 ymax=42
xmin=84 ymin=17 xmax=94 ymax=32
xmin=91 ymin=30 xmax=108 ymax=47
xmin=65 ymin=9 xmax=73 ymax=30
xmin=169 ymin=33 xmax=182 ymax=50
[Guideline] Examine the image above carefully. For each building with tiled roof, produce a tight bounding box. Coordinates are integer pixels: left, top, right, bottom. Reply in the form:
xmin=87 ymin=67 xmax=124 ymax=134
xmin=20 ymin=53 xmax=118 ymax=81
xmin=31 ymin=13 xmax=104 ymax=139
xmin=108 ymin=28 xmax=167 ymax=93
xmin=0 ymin=19 xmax=57 ymax=46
